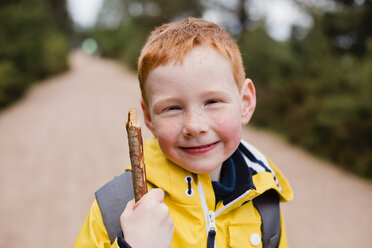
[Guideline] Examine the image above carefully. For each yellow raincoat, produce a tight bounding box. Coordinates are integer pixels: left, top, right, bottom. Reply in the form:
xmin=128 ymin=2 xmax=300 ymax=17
xmin=74 ymin=136 xmax=293 ymax=247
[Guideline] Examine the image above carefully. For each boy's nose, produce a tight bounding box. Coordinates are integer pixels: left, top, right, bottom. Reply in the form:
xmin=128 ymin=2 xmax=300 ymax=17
xmin=182 ymin=112 xmax=208 ymax=137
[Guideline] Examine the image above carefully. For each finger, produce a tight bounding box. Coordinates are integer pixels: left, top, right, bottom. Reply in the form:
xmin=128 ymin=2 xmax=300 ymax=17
xmin=150 ymin=188 xmax=164 ymax=202
xmin=131 ymin=188 xmax=165 ymax=212
xmin=131 ymin=198 xmax=142 ymax=211
xmin=123 ymin=199 xmax=135 ymax=213
xmin=121 ymin=199 xmax=135 ymax=228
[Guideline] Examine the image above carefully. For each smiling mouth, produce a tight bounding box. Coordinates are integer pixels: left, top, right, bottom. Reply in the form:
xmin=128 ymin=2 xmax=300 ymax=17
xmin=179 ymin=141 xmax=220 ymax=155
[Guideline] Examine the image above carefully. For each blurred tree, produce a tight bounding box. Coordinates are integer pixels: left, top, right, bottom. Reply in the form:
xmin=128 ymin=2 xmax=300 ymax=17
xmin=94 ymin=0 xmax=203 ymax=69
xmin=46 ymin=0 xmax=74 ymax=35
xmin=255 ymin=0 xmax=372 ymax=178
xmin=200 ymin=0 xmax=252 ymax=36
xmin=294 ymin=0 xmax=372 ymax=56
xmin=97 ymin=0 xmax=202 ymax=30
xmin=0 ymin=0 xmax=71 ymax=108
xmin=323 ymin=0 xmax=372 ymax=56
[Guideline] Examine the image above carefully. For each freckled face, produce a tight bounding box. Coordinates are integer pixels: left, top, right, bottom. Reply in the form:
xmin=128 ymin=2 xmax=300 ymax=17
xmin=143 ymin=46 xmax=249 ymax=175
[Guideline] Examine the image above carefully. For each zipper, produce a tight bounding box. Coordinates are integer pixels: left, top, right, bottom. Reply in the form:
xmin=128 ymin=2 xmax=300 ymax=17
xmin=198 ymin=181 xmax=253 ymax=248
xmin=207 ymin=211 xmax=217 ymax=232
xmin=207 ymin=211 xmax=217 ymax=248
xmin=198 ymin=182 xmax=218 ymax=248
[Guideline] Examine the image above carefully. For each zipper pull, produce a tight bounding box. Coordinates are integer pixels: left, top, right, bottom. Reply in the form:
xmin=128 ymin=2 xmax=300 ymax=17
xmin=207 ymin=211 xmax=217 ymax=248
xmin=207 ymin=211 xmax=217 ymax=232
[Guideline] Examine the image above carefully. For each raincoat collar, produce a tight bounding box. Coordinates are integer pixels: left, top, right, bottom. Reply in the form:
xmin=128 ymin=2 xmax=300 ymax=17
xmin=137 ymin=136 xmax=292 ymax=208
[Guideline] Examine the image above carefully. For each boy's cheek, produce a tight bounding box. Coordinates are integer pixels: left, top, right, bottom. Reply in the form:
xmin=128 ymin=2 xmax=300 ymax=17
xmin=212 ymin=110 xmax=242 ymax=130
xmin=156 ymin=129 xmax=175 ymax=143
xmin=152 ymin=121 xmax=178 ymax=144
xmin=155 ymin=128 xmax=179 ymax=160
xmin=213 ymin=113 xmax=242 ymax=142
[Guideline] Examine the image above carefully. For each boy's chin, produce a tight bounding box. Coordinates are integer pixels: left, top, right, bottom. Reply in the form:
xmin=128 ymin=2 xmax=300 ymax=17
xmin=176 ymin=162 xmax=223 ymax=175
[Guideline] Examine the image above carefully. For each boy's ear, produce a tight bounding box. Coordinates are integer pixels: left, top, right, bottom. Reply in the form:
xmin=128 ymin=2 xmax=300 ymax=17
xmin=141 ymin=99 xmax=156 ymax=135
xmin=240 ymin=79 xmax=256 ymax=125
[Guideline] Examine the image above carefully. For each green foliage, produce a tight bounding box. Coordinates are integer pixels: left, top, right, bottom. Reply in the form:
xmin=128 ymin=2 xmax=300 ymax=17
xmin=0 ymin=62 xmax=24 ymax=108
xmin=93 ymin=0 xmax=202 ymax=69
xmin=323 ymin=0 xmax=372 ymax=56
xmin=0 ymin=0 xmax=70 ymax=109
xmin=94 ymin=21 xmax=147 ymax=70
xmin=41 ymin=31 xmax=70 ymax=75
xmin=239 ymin=27 xmax=294 ymax=86
xmin=240 ymin=12 xmax=372 ymax=178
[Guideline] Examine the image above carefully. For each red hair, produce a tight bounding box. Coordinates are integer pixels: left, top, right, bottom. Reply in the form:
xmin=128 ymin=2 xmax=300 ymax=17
xmin=138 ymin=17 xmax=245 ymax=104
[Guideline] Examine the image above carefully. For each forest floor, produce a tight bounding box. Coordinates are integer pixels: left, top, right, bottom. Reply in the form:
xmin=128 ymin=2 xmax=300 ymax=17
xmin=0 ymin=51 xmax=371 ymax=247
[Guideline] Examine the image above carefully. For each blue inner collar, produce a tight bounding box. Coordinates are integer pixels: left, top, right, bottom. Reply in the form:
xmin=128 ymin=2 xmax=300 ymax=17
xmin=212 ymin=157 xmax=236 ymax=195
xmin=211 ymin=145 xmax=256 ymax=205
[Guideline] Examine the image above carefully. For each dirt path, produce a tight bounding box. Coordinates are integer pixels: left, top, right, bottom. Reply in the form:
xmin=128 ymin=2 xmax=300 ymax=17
xmin=0 ymin=52 xmax=371 ymax=248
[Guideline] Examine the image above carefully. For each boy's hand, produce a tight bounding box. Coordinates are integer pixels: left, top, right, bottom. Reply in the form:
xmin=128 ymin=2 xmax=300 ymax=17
xmin=120 ymin=188 xmax=174 ymax=248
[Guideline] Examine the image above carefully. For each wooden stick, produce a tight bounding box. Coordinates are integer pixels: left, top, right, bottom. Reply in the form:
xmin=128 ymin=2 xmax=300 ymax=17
xmin=126 ymin=108 xmax=148 ymax=202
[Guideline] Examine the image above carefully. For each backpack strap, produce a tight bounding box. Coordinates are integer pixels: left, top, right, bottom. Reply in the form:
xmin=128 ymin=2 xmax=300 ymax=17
xmin=96 ymin=171 xmax=281 ymax=248
xmin=253 ymin=189 xmax=281 ymax=248
xmin=95 ymin=171 xmax=134 ymax=244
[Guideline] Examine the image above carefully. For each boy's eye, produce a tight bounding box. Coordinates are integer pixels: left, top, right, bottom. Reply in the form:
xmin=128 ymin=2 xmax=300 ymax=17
xmin=205 ymin=99 xmax=219 ymax=105
xmin=164 ymin=105 xmax=181 ymax=111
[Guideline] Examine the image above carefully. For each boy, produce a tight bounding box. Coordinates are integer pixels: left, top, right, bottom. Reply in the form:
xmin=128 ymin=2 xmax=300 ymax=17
xmin=75 ymin=17 xmax=293 ymax=248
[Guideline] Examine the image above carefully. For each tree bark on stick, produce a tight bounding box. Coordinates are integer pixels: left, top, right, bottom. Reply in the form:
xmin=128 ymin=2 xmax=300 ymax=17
xmin=126 ymin=108 xmax=148 ymax=202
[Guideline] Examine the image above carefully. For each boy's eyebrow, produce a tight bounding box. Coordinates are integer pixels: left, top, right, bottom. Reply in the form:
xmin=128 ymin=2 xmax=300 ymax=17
xmin=200 ymin=89 xmax=237 ymax=100
xmin=201 ymin=90 xmax=230 ymax=96
xmin=152 ymin=90 xmax=231 ymax=108
xmin=151 ymin=96 xmax=182 ymax=108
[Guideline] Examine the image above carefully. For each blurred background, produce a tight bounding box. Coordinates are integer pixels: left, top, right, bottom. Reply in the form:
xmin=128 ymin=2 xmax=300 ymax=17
xmin=0 ymin=0 xmax=371 ymax=247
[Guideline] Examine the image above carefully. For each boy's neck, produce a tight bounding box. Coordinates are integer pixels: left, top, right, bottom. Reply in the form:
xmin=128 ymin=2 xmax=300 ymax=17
xmin=208 ymin=164 xmax=222 ymax=182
